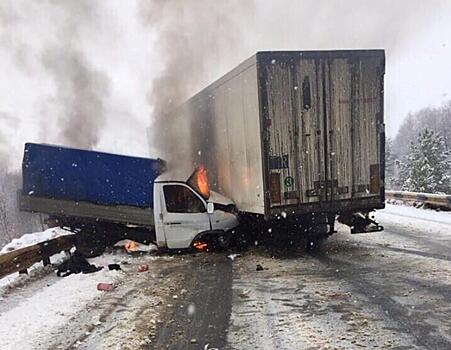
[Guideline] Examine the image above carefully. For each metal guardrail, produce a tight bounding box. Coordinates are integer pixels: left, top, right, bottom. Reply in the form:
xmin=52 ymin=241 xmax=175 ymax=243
xmin=0 ymin=235 xmax=75 ymax=280
xmin=386 ymin=190 xmax=451 ymax=209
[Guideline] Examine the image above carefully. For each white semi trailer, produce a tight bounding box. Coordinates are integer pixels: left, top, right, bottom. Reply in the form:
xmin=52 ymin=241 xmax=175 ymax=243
xmin=152 ymin=50 xmax=386 ymax=237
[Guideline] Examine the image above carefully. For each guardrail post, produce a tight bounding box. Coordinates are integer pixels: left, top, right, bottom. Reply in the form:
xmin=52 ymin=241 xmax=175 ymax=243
xmin=43 ymin=257 xmax=51 ymax=266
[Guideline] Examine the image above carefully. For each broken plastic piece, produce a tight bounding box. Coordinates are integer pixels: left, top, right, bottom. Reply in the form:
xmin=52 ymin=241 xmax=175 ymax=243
xmin=97 ymin=283 xmax=114 ymax=291
xmin=138 ymin=264 xmax=149 ymax=272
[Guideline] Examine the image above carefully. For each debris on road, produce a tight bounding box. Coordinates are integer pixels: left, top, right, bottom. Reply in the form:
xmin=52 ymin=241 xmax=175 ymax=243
xmin=96 ymin=283 xmax=115 ymax=292
xmin=138 ymin=264 xmax=149 ymax=272
xmin=227 ymin=253 xmax=240 ymax=261
xmin=108 ymin=263 xmax=121 ymax=271
xmin=114 ymin=239 xmax=158 ymax=253
xmin=57 ymin=251 xmax=103 ymax=277
xmin=256 ymin=264 xmax=264 ymax=271
xmin=204 ymin=343 xmax=219 ymax=350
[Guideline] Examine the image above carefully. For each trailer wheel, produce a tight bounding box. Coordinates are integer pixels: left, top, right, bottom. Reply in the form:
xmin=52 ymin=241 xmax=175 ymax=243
xmin=75 ymin=228 xmax=107 ymax=258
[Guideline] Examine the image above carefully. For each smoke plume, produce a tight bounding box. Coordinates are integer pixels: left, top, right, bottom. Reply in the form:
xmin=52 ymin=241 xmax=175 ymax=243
xmin=39 ymin=2 xmax=111 ymax=149
xmin=0 ymin=0 xmax=112 ymax=155
xmin=142 ymin=0 xmax=447 ymax=126
xmin=0 ymin=112 xmax=18 ymax=166
xmin=0 ymin=0 xmax=450 ymax=171
xmin=140 ymin=0 xmax=254 ymax=120
xmin=41 ymin=49 xmax=111 ymax=149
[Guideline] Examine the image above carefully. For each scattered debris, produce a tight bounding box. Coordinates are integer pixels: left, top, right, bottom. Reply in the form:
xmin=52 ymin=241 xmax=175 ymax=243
xmin=124 ymin=240 xmax=139 ymax=253
xmin=227 ymin=253 xmax=241 ymax=261
xmin=114 ymin=240 xmax=158 ymax=253
xmin=138 ymin=264 xmax=149 ymax=272
xmin=256 ymin=264 xmax=264 ymax=271
xmin=57 ymin=251 xmax=103 ymax=277
xmin=97 ymin=283 xmax=115 ymax=292
xmin=108 ymin=264 xmax=121 ymax=271
xmin=187 ymin=303 xmax=196 ymax=316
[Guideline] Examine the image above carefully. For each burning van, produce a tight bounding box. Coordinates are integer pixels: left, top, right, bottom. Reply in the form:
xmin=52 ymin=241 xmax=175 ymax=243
xmin=19 ymin=143 xmax=239 ymax=256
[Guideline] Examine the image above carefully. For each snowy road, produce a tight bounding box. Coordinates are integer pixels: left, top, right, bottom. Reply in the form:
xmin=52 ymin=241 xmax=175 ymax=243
xmin=0 ymin=204 xmax=450 ymax=349
xmin=228 ymin=205 xmax=451 ymax=349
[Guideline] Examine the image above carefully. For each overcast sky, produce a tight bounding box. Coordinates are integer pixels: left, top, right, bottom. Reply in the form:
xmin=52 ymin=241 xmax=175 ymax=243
xmin=0 ymin=0 xmax=450 ymax=170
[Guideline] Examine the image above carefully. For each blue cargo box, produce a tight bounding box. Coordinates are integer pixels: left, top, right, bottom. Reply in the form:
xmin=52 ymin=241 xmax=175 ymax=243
xmin=22 ymin=143 xmax=164 ymax=208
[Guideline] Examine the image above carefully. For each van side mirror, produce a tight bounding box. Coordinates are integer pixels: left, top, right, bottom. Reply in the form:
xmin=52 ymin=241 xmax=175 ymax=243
xmin=207 ymin=202 xmax=214 ymax=214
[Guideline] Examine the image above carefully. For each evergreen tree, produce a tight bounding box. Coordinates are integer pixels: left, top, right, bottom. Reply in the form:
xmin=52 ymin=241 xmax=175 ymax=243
xmin=400 ymin=128 xmax=450 ymax=194
xmin=385 ymin=137 xmax=396 ymax=190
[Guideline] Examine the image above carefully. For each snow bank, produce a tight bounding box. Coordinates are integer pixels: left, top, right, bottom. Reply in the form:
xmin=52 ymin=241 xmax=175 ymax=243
xmin=376 ymin=203 xmax=451 ymax=239
xmin=0 ymin=227 xmax=73 ymax=255
xmin=380 ymin=203 xmax=451 ymax=226
xmin=0 ymin=268 xmax=123 ymax=350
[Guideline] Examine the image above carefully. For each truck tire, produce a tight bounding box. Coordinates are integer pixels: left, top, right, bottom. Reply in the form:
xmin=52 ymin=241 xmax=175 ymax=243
xmin=75 ymin=228 xmax=107 ymax=258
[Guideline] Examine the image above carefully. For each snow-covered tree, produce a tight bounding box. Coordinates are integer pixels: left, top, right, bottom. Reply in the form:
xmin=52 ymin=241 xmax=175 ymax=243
xmin=394 ymin=101 xmax=451 ymax=158
xmin=399 ymin=128 xmax=450 ymax=194
xmin=385 ymin=137 xmax=397 ymax=190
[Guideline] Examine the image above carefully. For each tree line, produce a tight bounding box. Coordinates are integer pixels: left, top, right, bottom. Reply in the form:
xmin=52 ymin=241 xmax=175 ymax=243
xmin=386 ymin=101 xmax=451 ymax=194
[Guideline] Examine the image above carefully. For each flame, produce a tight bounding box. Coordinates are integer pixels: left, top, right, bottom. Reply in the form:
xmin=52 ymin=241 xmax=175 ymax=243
xmin=188 ymin=165 xmax=210 ymax=198
xmin=124 ymin=240 xmax=138 ymax=253
xmin=193 ymin=240 xmax=208 ymax=251
xmin=196 ymin=166 xmax=210 ymax=198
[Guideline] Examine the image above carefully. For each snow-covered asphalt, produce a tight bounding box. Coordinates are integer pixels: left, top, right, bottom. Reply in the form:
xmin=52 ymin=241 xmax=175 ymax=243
xmin=227 ymin=205 xmax=451 ymax=350
xmin=0 ymin=204 xmax=450 ymax=349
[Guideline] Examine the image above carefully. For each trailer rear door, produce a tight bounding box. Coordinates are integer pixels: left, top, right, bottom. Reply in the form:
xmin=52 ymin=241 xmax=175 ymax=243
xmin=259 ymin=51 xmax=385 ymax=214
xmin=326 ymin=55 xmax=385 ymax=202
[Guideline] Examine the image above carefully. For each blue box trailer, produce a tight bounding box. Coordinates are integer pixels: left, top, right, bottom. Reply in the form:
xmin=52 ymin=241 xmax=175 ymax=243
xmin=22 ymin=143 xmax=164 ymax=208
xmin=19 ymin=143 xmax=166 ymax=256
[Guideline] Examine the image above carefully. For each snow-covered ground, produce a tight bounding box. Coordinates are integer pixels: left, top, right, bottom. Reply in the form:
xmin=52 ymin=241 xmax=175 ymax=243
xmin=0 ymin=252 xmax=124 ymax=349
xmin=0 ymin=267 xmax=122 ymax=349
xmin=228 ymin=203 xmax=451 ymax=349
xmin=376 ymin=203 xmax=451 ymax=243
xmin=0 ymin=251 xmax=68 ymax=289
xmin=379 ymin=203 xmax=451 ymax=227
xmin=0 ymin=250 xmax=177 ymax=350
xmin=0 ymin=202 xmax=449 ymax=349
